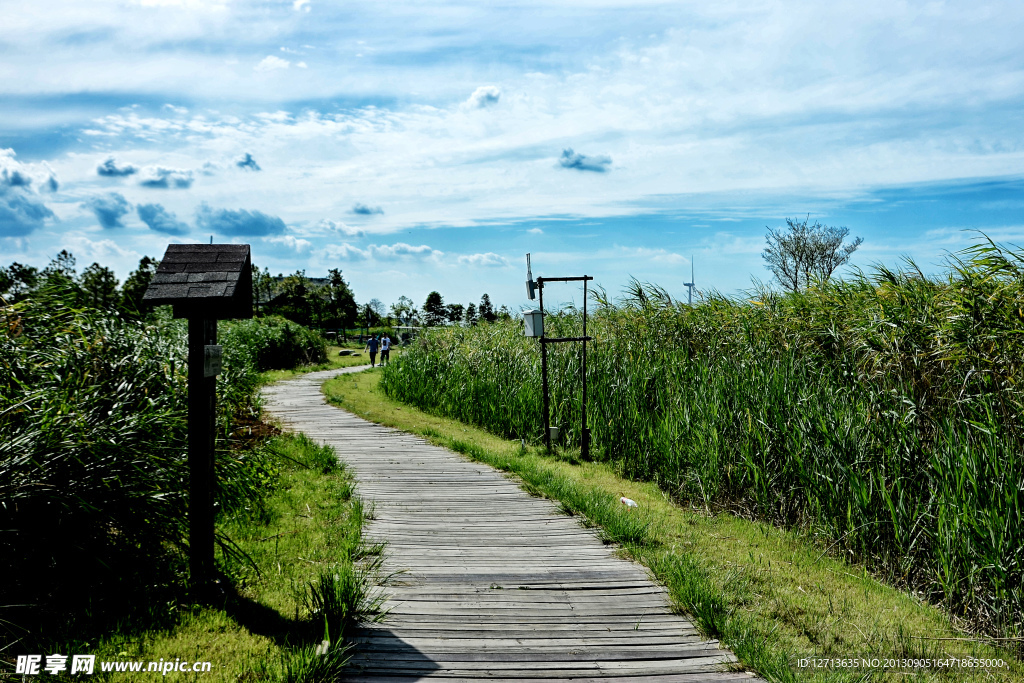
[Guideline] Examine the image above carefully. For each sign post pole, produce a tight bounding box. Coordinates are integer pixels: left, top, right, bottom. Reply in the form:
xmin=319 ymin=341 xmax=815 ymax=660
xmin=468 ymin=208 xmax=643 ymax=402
xmin=187 ymin=317 xmax=217 ymax=593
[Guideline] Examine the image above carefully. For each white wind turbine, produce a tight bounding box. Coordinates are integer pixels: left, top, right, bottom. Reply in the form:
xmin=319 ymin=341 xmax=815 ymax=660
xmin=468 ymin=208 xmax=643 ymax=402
xmin=683 ymin=257 xmax=696 ymax=305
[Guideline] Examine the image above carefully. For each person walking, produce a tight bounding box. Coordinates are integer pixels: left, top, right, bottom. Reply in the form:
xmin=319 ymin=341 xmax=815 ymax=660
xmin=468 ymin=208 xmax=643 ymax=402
xmin=365 ymin=334 xmax=380 ymax=367
xmin=380 ymin=334 xmax=391 ymax=366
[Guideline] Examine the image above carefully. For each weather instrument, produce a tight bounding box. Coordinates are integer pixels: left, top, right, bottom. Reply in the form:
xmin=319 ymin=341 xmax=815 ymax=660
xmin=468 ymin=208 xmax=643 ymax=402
xmin=523 ymin=254 xmax=594 ymax=457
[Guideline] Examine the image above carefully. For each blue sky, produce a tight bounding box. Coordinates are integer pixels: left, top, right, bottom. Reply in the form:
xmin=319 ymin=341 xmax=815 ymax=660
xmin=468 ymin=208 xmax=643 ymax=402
xmin=2 ymin=0 xmax=1023 ymax=311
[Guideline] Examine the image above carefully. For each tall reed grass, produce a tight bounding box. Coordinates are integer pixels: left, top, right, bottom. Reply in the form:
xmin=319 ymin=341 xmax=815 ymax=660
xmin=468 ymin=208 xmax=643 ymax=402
xmin=380 ymin=237 xmax=1024 ymax=639
xmin=0 ymin=288 xmax=328 ymax=649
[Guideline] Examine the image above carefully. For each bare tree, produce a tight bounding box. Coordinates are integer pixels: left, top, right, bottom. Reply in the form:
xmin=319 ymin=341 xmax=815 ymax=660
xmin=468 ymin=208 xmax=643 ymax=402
xmin=763 ymin=216 xmax=862 ymax=291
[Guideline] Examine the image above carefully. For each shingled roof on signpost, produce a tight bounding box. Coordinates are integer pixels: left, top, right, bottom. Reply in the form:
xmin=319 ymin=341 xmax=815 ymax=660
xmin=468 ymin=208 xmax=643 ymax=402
xmin=143 ymin=244 xmax=252 ymax=319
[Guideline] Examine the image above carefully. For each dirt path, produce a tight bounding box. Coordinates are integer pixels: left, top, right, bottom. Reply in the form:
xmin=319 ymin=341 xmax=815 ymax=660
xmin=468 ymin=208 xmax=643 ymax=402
xmin=263 ymin=367 xmax=752 ymax=682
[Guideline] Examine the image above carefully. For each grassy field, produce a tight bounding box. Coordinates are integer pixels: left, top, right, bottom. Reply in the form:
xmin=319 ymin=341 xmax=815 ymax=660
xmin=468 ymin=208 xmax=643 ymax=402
xmin=324 ymin=368 xmax=1020 ymax=683
xmin=79 ymin=433 xmax=381 ymax=682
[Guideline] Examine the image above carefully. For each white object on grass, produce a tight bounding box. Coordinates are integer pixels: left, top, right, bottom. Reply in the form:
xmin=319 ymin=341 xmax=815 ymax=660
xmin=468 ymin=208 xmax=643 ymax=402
xmin=620 ymin=496 xmax=638 ymax=508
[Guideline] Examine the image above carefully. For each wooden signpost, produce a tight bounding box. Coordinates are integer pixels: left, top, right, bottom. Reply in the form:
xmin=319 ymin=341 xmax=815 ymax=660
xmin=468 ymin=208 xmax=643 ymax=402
xmin=143 ymin=244 xmax=252 ymax=595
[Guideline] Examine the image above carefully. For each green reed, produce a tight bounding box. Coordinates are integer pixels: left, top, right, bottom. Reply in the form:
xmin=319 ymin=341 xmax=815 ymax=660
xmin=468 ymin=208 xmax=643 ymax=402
xmin=381 ymin=236 xmax=1024 ymax=639
xmin=0 ymin=289 xmax=329 ymax=650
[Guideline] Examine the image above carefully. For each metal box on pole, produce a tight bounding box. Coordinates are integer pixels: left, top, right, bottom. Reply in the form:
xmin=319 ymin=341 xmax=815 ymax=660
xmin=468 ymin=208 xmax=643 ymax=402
xmin=142 ymin=244 xmax=252 ymax=597
xmin=523 ymin=309 xmax=544 ymax=338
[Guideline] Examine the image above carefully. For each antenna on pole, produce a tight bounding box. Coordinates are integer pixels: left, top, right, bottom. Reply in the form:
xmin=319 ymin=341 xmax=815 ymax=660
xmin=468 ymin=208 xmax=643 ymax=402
xmin=683 ymin=256 xmax=695 ymax=306
xmin=526 ymin=253 xmax=537 ymax=300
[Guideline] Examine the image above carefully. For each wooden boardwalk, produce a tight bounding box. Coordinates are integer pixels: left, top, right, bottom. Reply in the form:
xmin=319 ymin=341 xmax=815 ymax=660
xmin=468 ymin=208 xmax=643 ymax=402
xmin=263 ymin=367 xmax=755 ymax=682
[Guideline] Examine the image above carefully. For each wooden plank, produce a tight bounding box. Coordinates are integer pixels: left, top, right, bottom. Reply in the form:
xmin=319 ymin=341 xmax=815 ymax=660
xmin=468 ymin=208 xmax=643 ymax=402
xmin=339 ymin=675 xmax=753 ymax=683
xmin=349 ymin=646 xmax=725 ymax=660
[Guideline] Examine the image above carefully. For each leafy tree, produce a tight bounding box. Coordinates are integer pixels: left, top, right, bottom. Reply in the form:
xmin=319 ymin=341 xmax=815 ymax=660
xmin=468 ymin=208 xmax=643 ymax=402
xmin=252 ymin=264 xmax=274 ymax=315
xmin=324 ymin=268 xmax=358 ymax=336
xmin=360 ymin=302 xmax=381 ymax=329
xmin=478 ymin=293 xmax=496 ymax=323
xmin=79 ymin=263 xmax=119 ymax=310
xmin=446 ymin=303 xmax=464 ymax=325
xmin=43 ymin=249 xmax=76 ymax=280
xmin=0 ymin=262 xmax=39 ymax=301
xmin=39 ymin=250 xmax=77 ymax=293
xmin=422 ymin=291 xmax=446 ymax=327
xmin=496 ymin=305 xmax=513 ymax=321
xmin=390 ymin=296 xmax=418 ymax=325
xmin=269 ymin=270 xmax=312 ymax=326
xmin=763 ymin=216 xmax=863 ymax=292
xmin=121 ymin=256 xmax=159 ymax=317
xmin=464 ymin=302 xmax=478 ymax=326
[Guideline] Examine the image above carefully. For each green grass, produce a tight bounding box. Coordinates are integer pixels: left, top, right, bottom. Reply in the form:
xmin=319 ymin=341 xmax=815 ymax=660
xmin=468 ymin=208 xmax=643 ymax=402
xmin=324 ymin=368 xmax=1021 ymax=683
xmin=260 ymin=344 xmax=403 ymax=384
xmin=71 ymin=433 xmax=381 ymax=682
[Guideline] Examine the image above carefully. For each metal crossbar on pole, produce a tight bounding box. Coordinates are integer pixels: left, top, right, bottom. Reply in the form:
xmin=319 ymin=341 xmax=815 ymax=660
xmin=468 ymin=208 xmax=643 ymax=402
xmin=540 ymin=336 xmax=593 ymax=344
xmin=539 ymin=276 xmax=592 ymax=283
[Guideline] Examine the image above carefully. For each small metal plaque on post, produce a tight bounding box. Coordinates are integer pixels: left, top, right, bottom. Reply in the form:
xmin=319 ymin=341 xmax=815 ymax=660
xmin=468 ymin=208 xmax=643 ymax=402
xmin=203 ymin=345 xmax=222 ymax=377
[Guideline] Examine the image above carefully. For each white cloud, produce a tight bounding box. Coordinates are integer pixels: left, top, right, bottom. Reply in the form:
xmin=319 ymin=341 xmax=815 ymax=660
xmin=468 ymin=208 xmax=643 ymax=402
xmin=325 ymin=243 xmax=368 ymax=260
xmin=255 ymin=55 xmax=290 ymax=72
xmin=617 ymin=246 xmax=687 ymax=264
xmin=61 ymin=233 xmax=141 ymax=263
xmin=138 ymin=166 xmax=194 ymax=189
xmin=136 ymin=0 xmax=227 ymax=7
xmin=319 ymin=241 xmax=443 ymax=262
xmin=319 ymin=219 xmax=364 ymax=237
xmin=527 ymin=228 xmax=543 ymax=235
xmin=457 ymin=252 xmax=509 ymax=267
xmin=293 ymin=0 xmax=310 ymax=12
xmin=296 ymin=61 xmax=308 ymax=69
xmin=369 ymin=243 xmax=441 ymax=260
xmin=1 ymin=148 xmax=59 ymax=192
xmin=265 ymin=235 xmax=312 ymax=253
xmin=696 ymin=233 xmax=764 ymax=256
xmin=465 ymin=85 xmax=501 ymax=109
